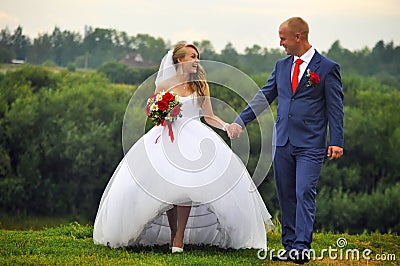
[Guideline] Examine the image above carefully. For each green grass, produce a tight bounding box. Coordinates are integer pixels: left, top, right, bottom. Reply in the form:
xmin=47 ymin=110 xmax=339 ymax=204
xmin=0 ymin=213 xmax=91 ymax=231
xmin=1 ymin=222 xmax=398 ymax=265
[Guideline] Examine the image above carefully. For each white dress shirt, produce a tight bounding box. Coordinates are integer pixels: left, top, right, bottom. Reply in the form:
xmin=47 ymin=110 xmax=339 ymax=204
xmin=291 ymin=47 xmax=316 ymax=81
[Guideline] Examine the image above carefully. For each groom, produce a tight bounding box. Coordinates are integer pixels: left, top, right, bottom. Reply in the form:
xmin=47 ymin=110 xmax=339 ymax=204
xmin=228 ymin=17 xmax=344 ymax=263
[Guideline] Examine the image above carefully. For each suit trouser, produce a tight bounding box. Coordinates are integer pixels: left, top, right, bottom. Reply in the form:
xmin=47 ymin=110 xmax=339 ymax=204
xmin=273 ymin=141 xmax=325 ymax=251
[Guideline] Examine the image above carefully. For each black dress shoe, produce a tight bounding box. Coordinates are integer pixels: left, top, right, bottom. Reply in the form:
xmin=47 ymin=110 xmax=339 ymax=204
xmin=292 ymin=250 xmax=310 ymax=264
xmin=271 ymin=250 xmax=292 ymax=261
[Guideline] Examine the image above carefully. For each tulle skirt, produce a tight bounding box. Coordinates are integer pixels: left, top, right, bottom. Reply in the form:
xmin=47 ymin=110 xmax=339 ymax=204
xmin=93 ymin=117 xmax=273 ymax=249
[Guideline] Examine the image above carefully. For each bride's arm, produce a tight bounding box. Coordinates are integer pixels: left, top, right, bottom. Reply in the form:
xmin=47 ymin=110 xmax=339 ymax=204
xmin=201 ymin=84 xmax=229 ymax=131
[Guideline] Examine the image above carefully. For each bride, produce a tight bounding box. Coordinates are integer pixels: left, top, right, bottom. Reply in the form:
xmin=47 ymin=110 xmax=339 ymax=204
xmin=93 ymin=42 xmax=273 ymax=253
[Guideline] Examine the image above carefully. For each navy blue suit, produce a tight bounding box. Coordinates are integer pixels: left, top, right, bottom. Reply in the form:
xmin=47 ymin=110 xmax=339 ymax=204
xmin=235 ymin=51 xmax=344 ymax=250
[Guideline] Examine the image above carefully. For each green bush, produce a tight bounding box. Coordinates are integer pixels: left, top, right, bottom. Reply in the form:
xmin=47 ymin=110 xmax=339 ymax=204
xmin=42 ymin=60 xmax=57 ymax=68
xmin=98 ymin=61 xmax=158 ymax=85
xmin=316 ymin=183 xmax=400 ymax=233
xmin=3 ymin=65 xmax=59 ymax=92
xmin=66 ymin=62 xmax=76 ymax=72
xmin=0 ymin=67 xmax=133 ymax=218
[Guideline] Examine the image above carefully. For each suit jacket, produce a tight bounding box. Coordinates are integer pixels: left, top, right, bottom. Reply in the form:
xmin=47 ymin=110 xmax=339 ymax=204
xmin=235 ymin=51 xmax=344 ymax=148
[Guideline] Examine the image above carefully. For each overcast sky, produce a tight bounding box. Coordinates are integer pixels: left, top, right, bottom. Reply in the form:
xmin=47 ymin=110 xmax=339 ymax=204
xmin=1 ymin=0 xmax=399 ymax=53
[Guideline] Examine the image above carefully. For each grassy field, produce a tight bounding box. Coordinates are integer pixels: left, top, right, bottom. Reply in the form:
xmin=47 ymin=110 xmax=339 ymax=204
xmin=0 ymin=221 xmax=398 ymax=266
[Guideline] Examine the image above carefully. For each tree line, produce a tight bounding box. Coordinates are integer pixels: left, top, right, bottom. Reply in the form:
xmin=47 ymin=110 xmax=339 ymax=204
xmin=0 ymin=65 xmax=399 ymax=233
xmin=1 ymin=26 xmax=400 ymax=80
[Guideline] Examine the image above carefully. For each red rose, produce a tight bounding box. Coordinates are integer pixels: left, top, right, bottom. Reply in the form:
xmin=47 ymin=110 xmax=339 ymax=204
xmin=170 ymin=105 xmax=181 ymax=117
xmin=162 ymin=92 xmax=175 ymax=102
xmin=146 ymin=105 xmax=151 ymax=116
xmin=310 ymin=72 xmax=320 ymax=84
xmin=156 ymin=100 xmax=169 ymax=111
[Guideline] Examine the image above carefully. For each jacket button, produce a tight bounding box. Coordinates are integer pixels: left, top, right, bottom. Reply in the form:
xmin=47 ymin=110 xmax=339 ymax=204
xmin=288 ymin=114 xmax=292 ymax=118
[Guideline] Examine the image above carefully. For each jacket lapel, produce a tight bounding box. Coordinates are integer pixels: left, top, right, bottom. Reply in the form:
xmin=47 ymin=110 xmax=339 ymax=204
xmin=294 ymin=51 xmax=321 ymax=94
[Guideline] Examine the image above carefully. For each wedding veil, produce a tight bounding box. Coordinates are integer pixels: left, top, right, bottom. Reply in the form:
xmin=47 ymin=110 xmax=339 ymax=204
xmin=154 ymin=50 xmax=176 ymax=87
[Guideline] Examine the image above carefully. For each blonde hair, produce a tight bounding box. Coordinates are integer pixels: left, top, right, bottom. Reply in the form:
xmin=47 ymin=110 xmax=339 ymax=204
xmin=172 ymin=42 xmax=207 ymax=106
xmin=281 ymin=17 xmax=309 ymax=40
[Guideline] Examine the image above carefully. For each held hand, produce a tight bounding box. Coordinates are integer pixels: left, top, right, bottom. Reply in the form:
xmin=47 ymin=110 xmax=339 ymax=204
xmin=327 ymin=146 xmax=343 ymax=160
xmin=226 ymin=123 xmax=243 ymax=139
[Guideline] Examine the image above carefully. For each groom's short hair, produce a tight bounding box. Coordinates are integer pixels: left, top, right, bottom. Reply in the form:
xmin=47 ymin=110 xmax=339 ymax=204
xmin=281 ymin=17 xmax=309 ymax=40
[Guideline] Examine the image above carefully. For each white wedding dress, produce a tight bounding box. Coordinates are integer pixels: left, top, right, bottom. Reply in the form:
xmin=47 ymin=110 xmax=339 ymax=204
xmin=93 ymin=93 xmax=273 ymax=249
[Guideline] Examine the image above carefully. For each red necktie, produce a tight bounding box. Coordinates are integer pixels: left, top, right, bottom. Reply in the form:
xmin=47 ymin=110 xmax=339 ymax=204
xmin=292 ymin=59 xmax=303 ymax=93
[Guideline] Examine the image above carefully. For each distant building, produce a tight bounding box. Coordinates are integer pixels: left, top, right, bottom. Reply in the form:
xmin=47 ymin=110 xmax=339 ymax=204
xmin=119 ymin=53 xmax=155 ymax=67
xmin=11 ymin=59 xmax=25 ymax=64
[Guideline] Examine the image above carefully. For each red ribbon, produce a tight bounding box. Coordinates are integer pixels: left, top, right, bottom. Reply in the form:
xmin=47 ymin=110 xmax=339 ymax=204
xmin=155 ymin=120 xmax=174 ymax=143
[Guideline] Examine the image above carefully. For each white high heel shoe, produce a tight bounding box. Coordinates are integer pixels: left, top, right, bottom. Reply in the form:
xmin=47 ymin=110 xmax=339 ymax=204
xmin=171 ymin=246 xmax=184 ymax=253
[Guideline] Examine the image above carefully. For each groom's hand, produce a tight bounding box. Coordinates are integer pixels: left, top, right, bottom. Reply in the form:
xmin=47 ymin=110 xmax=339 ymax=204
xmin=327 ymin=146 xmax=343 ymax=160
xmin=226 ymin=123 xmax=243 ymax=139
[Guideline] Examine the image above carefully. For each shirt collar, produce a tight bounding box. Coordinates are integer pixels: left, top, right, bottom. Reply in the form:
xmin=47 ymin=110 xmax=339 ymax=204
xmin=293 ymin=46 xmax=315 ymax=64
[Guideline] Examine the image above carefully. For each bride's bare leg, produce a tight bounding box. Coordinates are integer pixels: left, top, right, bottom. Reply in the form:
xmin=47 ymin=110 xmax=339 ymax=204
xmin=166 ymin=206 xmax=177 ymax=246
xmin=173 ymin=205 xmax=191 ymax=248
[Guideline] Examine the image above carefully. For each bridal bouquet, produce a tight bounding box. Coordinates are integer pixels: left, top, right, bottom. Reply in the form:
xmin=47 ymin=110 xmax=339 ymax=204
xmin=146 ymin=91 xmax=182 ymax=142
